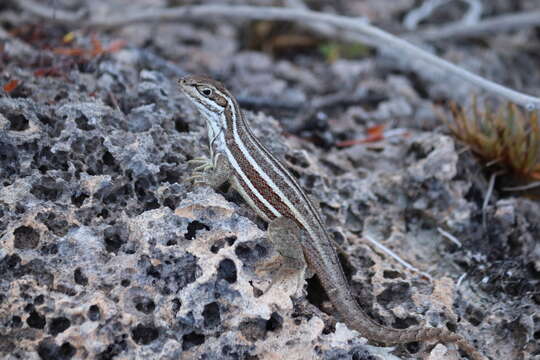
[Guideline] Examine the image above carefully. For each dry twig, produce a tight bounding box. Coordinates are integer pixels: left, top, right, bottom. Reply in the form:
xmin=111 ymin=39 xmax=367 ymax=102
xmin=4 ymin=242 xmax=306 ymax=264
xmin=461 ymin=0 xmax=483 ymax=25
xmin=482 ymin=171 xmax=501 ymax=230
xmin=17 ymin=0 xmax=88 ymax=23
xmin=16 ymin=1 xmax=540 ymax=109
xmin=404 ymin=0 xmax=481 ymax=29
xmin=404 ymin=0 xmax=451 ymax=30
xmin=413 ymin=9 xmax=540 ymax=41
xmin=362 ymin=234 xmax=433 ymax=281
xmin=502 ymin=181 xmax=540 ymax=192
xmin=437 ymin=227 xmax=462 ymax=247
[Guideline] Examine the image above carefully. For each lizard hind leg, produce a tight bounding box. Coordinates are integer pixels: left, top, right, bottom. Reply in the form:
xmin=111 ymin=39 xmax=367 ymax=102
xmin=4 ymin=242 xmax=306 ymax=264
xmin=260 ymin=217 xmax=308 ymax=295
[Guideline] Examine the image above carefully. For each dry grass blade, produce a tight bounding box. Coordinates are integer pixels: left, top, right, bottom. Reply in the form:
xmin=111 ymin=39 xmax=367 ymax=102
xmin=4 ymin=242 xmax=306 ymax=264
xmin=448 ymin=100 xmax=540 ymax=182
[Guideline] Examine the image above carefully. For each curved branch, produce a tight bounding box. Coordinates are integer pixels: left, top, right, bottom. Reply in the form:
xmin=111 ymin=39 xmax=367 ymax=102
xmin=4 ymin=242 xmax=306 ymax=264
xmin=414 ymin=9 xmax=540 ymax=41
xmin=17 ymin=1 xmax=540 ymax=109
xmin=17 ymin=0 xmax=88 ymax=23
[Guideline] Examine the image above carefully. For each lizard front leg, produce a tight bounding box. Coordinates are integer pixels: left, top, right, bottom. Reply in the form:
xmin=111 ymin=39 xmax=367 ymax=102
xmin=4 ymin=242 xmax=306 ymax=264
xmin=187 ymin=152 xmax=232 ymax=188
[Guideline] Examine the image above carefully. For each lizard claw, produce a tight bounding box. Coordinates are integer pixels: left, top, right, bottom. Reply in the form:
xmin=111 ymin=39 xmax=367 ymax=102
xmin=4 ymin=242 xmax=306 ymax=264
xmin=186 ymin=156 xmax=215 ymax=185
xmin=185 ymin=172 xmax=209 ymax=185
xmin=193 ymin=163 xmax=214 ymax=172
xmin=187 ymin=157 xmax=210 ymax=165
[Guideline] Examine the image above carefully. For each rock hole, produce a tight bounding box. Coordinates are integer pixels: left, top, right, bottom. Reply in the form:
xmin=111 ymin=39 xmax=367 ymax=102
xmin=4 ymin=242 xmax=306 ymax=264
xmin=88 ymin=305 xmax=101 ymax=321
xmin=172 ymin=298 xmax=182 ymax=314
xmin=226 ymin=236 xmax=237 ymax=246
xmin=405 ymin=342 xmax=420 ymax=354
xmin=184 ymin=220 xmax=210 ymax=240
xmin=7 ymin=113 xmax=29 ymax=131
xmin=30 ymin=177 xmax=61 ymax=201
xmin=392 ymin=316 xmax=419 ymax=329
xmin=131 ymin=324 xmax=159 ymax=345
xmin=174 ymin=117 xmax=189 ymax=132
xmin=182 ymin=332 xmax=205 ymax=350
xmin=37 ymin=339 xmax=76 ymax=360
xmin=266 ymin=312 xmax=283 ymax=332
xmin=96 ymin=337 xmax=127 ymax=360
xmin=305 ymin=274 xmax=328 ymax=309
xmin=464 ymin=305 xmax=485 ymax=327
xmin=74 ymin=114 xmax=95 ymax=131
xmin=217 ymin=258 xmax=237 ymax=283
xmin=71 ymin=192 xmax=89 ymax=207
xmin=163 ymin=197 xmax=177 ymax=210
xmin=382 ymin=270 xmax=403 ymax=279
xmin=27 ymin=310 xmax=46 ymax=329
xmin=102 ymin=151 xmax=116 ymax=166
xmin=104 ymin=226 xmax=127 ymax=253
xmin=5 ymin=253 xmax=21 ymax=269
xmin=134 ymin=296 xmax=156 ymax=314
xmin=234 ymin=241 xmax=268 ymax=265
xmin=210 ymin=239 xmax=226 ymax=254
xmin=73 ymin=267 xmax=88 ymax=286
xmin=104 ymin=233 xmax=123 ymax=252
xmin=0 ymin=142 xmax=18 ymax=175
xmin=158 ymin=164 xmax=182 ymax=184
xmin=146 ymin=265 xmax=161 ymax=279
xmin=376 ymin=282 xmax=411 ymax=307
xmin=49 ymin=317 xmax=71 ymax=336
xmin=202 ymin=302 xmax=221 ymax=329
xmin=40 ymin=243 xmax=58 ymax=255
xmin=13 ymin=225 xmax=40 ymax=249
xmin=37 ymin=212 xmax=69 ymax=237
xmin=10 ymin=315 xmax=22 ymax=328
xmin=54 ymin=90 xmax=68 ymax=101
xmin=239 ymin=318 xmax=267 ymax=341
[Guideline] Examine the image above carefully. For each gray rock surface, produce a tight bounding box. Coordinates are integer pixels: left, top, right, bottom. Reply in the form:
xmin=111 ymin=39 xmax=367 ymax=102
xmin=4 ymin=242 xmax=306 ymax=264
xmin=1 ymin=1 xmax=540 ymax=359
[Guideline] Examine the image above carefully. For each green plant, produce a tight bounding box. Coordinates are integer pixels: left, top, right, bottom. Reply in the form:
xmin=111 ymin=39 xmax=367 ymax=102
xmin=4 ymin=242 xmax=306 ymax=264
xmin=448 ymin=99 xmax=540 ymax=180
xmin=319 ymin=41 xmax=370 ymax=62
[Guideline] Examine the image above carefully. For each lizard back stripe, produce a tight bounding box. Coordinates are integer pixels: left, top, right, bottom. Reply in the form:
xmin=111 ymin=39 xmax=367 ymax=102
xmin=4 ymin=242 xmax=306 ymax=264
xmin=224 ymin=143 xmax=282 ymax=220
xmin=226 ymin=100 xmax=326 ymax=242
xmin=223 ymin=106 xmax=298 ymax=222
xmin=232 ymin=168 xmax=277 ymax=222
xmin=237 ymin=111 xmax=325 ymax=226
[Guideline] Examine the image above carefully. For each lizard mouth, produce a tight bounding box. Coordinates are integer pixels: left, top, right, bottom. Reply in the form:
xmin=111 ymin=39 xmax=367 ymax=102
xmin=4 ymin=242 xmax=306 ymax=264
xmin=177 ymin=79 xmax=198 ymax=98
xmin=178 ymin=77 xmax=195 ymax=91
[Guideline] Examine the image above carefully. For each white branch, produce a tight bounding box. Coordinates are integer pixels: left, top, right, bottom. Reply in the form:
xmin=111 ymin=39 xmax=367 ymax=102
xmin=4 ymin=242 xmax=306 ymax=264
xmin=363 ymin=234 xmax=433 ymax=281
xmin=502 ymin=181 xmax=540 ymax=192
xmin=414 ymin=9 xmax=540 ymax=41
xmin=403 ymin=0 xmax=451 ymax=30
xmin=461 ymin=0 xmax=483 ymax=25
xmin=17 ymin=0 xmax=88 ymax=23
xmin=437 ymin=227 xmax=462 ymax=247
xmin=17 ymin=1 xmax=540 ymax=109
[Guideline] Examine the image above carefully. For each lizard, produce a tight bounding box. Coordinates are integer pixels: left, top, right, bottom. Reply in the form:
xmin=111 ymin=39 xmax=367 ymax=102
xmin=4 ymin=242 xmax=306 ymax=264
xmin=177 ymin=75 xmax=487 ymax=360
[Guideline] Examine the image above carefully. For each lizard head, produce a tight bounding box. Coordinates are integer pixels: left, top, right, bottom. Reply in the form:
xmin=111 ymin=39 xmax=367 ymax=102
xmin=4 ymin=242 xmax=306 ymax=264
xmin=178 ymin=75 xmax=237 ymax=150
xmin=178 ymin=75 xmax=232 ymax=116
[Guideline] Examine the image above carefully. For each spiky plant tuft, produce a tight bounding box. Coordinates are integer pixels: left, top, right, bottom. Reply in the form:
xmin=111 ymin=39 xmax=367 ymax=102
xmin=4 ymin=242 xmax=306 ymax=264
xmin=448 ymin=99 xmax=540 ymax=180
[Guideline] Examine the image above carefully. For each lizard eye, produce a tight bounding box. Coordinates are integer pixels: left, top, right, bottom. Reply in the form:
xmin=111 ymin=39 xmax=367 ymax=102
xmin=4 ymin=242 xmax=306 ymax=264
xmin=199 ymin=87 xmax=213 ymax=97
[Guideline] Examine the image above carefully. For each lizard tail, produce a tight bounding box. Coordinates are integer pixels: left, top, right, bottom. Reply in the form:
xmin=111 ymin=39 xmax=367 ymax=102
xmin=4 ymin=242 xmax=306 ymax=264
xmin=303 ymin=238 xmax=487 ymax=359
xmin=343 ymin=310 xmax=488 ymax=360
xmin=318 ymin=266 xmax=487 ymax=359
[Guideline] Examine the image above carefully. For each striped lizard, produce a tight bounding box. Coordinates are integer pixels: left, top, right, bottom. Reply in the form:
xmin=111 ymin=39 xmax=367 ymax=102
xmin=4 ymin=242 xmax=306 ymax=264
xmin=178 ymin=75 xmax=486 ymax=360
